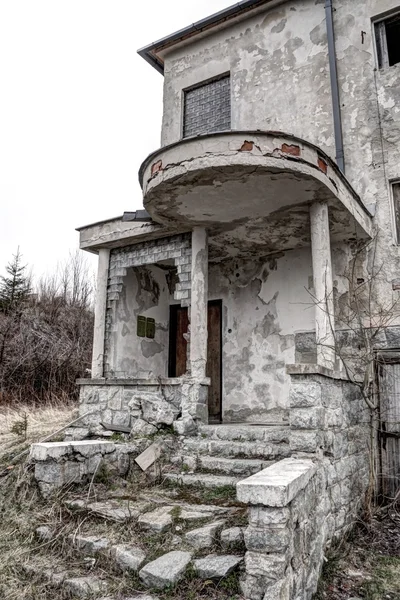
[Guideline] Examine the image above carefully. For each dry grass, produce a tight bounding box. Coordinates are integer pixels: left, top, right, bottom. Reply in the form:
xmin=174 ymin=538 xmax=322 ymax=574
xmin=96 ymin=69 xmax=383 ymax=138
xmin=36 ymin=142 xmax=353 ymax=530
xmin=0 ymin=402 xmax=76 ymax=465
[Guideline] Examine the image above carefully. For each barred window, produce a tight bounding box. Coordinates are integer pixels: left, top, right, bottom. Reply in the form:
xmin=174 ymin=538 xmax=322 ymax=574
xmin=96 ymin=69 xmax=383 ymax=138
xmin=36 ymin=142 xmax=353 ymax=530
xmin=183 ymin=74 xmax=231 ymax=138
xmin=375 ymin=13 xmax=400 ymax=69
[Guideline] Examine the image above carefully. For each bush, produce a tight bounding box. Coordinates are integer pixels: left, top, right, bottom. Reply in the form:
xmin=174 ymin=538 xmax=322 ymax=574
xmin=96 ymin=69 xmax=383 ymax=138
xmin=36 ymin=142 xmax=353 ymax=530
xmin=0 ymin=250 xmax=94 ymax=406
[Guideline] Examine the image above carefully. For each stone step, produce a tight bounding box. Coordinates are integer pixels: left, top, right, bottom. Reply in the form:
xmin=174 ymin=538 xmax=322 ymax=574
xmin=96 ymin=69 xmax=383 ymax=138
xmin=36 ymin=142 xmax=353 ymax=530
xmin=197 ymin=455 xmax=271 ymax=476
xmin=182 ymin=437 xmax=290 ymax=459
xmin=164 ymin=473 xmax=240 ymax=489
xmin=198 ymin=424 xmax=290 ymax=442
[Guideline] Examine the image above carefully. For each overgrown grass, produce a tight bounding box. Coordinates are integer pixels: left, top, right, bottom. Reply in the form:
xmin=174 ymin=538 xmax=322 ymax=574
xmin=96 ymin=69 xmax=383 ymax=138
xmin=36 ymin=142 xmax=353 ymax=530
xmin=0 ymin=402 xmax=75 ymax=466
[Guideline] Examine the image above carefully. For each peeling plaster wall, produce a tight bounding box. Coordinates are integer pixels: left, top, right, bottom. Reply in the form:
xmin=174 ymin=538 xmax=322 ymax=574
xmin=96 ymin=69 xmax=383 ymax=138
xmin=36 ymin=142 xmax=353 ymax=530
xmin=161 ymin=0 xmax=400 ymax=319
xmin=105 ymin=265 xmax=173 ymax=378
xmin=333 ymin=0 xmax=400 ymax=314
xmin=162 ymin=1 xmax=333 ymax=155
xmin=209 ymin=248 xmax=315 ymax=422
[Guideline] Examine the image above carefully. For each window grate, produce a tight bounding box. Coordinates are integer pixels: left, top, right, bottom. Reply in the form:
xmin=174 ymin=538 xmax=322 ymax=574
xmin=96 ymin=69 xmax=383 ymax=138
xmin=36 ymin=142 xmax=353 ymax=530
xmin=183 ymin=75 xmax=231 ymax=138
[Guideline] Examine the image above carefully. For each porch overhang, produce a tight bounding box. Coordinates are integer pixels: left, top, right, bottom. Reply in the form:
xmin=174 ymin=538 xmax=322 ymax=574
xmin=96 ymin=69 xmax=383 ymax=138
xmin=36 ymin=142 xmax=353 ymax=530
xmin=139 ymin=131 xmax=373 ymax=261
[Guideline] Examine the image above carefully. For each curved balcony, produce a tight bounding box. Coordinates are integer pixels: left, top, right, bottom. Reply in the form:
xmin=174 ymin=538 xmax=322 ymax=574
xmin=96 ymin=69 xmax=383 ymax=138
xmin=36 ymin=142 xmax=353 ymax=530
xmin=139 ymin=131 xmax=373 ymax=258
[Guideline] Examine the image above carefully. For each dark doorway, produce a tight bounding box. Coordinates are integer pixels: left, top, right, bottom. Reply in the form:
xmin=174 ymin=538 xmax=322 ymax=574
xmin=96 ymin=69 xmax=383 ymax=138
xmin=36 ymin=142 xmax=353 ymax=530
xmin=169 ymin=301 xmax=222 ymax=422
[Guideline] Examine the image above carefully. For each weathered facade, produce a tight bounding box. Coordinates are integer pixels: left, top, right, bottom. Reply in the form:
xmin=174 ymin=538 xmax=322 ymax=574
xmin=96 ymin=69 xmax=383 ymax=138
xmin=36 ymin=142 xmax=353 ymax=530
xmin=72 ymin=1 xmax=400 ymax=598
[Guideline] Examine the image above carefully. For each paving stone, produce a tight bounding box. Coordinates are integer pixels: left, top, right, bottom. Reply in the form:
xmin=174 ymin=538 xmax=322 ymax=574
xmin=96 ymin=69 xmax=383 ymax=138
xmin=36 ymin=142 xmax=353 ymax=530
xmin=138 ymin=506 xmax=174 ymax=533
xmin=184 ymin=521 xmax=225 ymax=549
xmin=220 ymin=527 xmax=244 ymax=548
xmin=110 ymin=544 xmax=146 ymax=572
xmin=194 ymin=554 xmax=243 ymax=580
xmin=64 ymin=576 xmax=107 ymax=597
xmin=69 ymin=534 xmax=109 ymax=555
xmin=139 ymin=550 xmax=192 ymax=589
xmin=87 ymin=500 xmax=144 ymax=522
xmin=178 ymin=503 xmax=230 ymax=521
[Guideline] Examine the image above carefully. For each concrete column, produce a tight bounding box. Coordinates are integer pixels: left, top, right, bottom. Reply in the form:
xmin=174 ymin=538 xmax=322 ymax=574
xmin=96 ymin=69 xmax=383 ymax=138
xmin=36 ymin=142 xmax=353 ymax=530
xmin=91 ymin=248 xmax=110 ymax=378
xmin=310 ymin=202 xmax=335 ymax=370
xmin=189 ymin=227 xmax=208 ymax=379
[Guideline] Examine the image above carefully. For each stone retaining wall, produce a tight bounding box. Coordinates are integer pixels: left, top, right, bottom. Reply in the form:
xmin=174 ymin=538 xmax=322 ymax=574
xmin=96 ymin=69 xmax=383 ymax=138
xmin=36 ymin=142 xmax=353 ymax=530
xmin=237 ymin=454 xmax=368 ymax=600
xmin=235 ymin=369 xmax=371 ymax=599
xmin=72 ymin=378 xmax=209 ymax=439
xmin=30 ymin=441 xmax=139 ymax=498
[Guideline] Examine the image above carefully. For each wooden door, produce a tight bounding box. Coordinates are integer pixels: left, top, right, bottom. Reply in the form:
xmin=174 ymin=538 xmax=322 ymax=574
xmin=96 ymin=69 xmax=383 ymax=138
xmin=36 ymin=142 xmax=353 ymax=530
xmin=207 ymin=300 xmax=222 ymax=422
xmin=169 ymin=306 xmax=189 ymax=377
xmin=169 ymin=301 xmax=222 ymax=422
xmin=378 ymin=360 xmax=400 ymax=500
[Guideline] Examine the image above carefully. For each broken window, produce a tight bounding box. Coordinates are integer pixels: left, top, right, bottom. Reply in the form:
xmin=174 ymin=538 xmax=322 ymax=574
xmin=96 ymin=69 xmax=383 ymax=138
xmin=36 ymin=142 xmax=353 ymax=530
xmin=183 ymin=74 xmax=231 ymax=138
xmin=375 ymin=13 xmax=400 ymax=69
xmin=392 ymin=182 xmax=400 ymax=243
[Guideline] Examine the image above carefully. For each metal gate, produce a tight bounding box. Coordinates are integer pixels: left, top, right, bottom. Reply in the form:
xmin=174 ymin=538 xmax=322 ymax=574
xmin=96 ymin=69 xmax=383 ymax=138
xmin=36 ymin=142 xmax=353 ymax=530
xmin=378 ymin=357 xmax=400 ymax=500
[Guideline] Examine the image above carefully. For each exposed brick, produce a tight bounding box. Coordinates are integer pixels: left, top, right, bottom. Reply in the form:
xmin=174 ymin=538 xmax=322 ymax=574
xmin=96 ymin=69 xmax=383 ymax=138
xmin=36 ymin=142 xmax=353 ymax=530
xmin=318 ymin=156 xmax=328 ymax=174
xmin=281 ymin=143 xmax=301 ymax=156
xmin=151 ymin=160 xmax=162 ymax=175
xmin=240 ymin=140 xmax=254 ymax=152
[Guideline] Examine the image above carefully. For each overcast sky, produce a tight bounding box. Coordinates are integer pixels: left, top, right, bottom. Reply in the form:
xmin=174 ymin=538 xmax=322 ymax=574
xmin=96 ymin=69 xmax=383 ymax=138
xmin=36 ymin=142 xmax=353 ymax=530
xmin=0 ymin=0 xmax=234 ymax=278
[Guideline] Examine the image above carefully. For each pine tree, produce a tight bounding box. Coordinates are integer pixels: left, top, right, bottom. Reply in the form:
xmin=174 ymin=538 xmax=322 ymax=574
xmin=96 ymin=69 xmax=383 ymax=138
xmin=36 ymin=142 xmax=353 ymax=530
xmin=0 ymin=249 xmax=31 ymax=312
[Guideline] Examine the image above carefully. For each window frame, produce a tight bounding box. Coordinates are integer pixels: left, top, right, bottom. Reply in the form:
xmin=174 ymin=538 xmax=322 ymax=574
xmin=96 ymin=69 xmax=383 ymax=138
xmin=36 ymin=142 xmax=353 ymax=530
xmin=373 ymin=9 xmax=400 ymax=70
xmin=390 ymin=180 xmax=400 ymax=244
xmin=182 ymin=72 xmax=231 ymax=139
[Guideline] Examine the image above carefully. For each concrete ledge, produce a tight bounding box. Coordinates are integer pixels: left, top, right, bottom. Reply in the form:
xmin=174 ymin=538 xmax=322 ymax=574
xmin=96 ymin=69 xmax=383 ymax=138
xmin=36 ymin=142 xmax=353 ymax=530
xmin=236 ymin=458 xmax=316 ymax=507
xmin=286 ymin=363 xmax=350 ymax=381
xmin=30 ymin=441 xmax=116 ymax=461
xmin=76 ymin=377 xmax=211 ymax=387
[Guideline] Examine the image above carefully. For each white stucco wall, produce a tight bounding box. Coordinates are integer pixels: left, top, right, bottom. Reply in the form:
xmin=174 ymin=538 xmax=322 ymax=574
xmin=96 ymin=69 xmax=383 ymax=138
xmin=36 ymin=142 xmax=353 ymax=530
xmin=106 ymin=265 xmax=173 ymax=378
xmin=208 ymin=248 xmax=315 ymax=422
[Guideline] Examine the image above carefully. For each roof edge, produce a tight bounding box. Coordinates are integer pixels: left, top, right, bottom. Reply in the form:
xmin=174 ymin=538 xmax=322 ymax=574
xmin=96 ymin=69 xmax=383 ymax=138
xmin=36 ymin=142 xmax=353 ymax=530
xmin=137 ymin=0 xmax=275 ymax=75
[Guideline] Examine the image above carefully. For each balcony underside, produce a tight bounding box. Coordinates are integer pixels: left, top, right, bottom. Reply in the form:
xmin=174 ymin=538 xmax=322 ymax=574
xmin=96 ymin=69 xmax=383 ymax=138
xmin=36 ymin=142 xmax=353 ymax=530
xmin=140 ymin=131 xmax=373 ymax=261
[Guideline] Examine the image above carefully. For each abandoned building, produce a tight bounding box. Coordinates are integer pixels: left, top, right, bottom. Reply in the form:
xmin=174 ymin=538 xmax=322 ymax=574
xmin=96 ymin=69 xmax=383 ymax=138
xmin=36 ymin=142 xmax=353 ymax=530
xmin=29 ymin=1 xmax=400 ymax=599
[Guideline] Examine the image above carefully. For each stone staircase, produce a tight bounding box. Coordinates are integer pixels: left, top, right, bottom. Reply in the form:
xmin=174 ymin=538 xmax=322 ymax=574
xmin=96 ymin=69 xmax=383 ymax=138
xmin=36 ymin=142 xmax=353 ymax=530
xmin=24 ymin=480 xmax=247 ymax=599
xmin=165 ymin=423 xmax=291 ymax=489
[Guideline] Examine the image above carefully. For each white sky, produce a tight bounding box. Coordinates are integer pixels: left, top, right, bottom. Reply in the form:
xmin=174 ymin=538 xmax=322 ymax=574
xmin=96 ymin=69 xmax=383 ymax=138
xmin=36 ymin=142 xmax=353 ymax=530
xmin=0 ymin=0 xmax=234 ymax=278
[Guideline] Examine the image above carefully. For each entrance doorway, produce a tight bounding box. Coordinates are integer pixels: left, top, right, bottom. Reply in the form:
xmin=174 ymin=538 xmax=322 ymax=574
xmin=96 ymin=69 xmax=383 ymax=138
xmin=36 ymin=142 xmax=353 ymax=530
xmin=169 ymin=300 xmax=222 ymax=422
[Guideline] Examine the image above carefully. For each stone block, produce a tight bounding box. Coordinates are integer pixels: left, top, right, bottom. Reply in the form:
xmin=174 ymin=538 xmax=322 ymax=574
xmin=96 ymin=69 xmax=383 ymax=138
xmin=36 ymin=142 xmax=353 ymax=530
xmin=142 ymin=396 xmax=180 ymax=426
xmin=220 ymin=527 xmax=244 ymax=549
xmin=244 ymin=526 xmax=290 ymax=553
xmin=36 ymin=525 xmax=54 ymax=542
xmin=290 ymin=431 xmax=322 ymax=453
xmin=289 ymin=381 xmax=321 ymax=408
xmin=173 ymin=416 xmax=197 ymax=436
xmin=110 ymin=544 xmax=146 ymax=572
xmin=139 ymin=550 xmax=192 ymax=589
xmin=248 ymin=506 xmax=290 ymax=527
xmin=263 ymin=577 xmax=291 ymax=600
xmin=237 ymin=458 xmax=316 ymax=507
xmin=69 ymin=534 xmax=109 ymax=555
xmin=194 ymin=554 xmax=243 ymax=580
xmin=64 ymin=576 xmax=107 ymax=598
xmin=290 ymin=407 xmax=325 ymax=430
xmin=245 ymin=551 xmax=287 ymax=580
xmin=138 ymin=506 xmax=174 ymax=533
xmin=184 ymin=521 xmax=225 ymax=549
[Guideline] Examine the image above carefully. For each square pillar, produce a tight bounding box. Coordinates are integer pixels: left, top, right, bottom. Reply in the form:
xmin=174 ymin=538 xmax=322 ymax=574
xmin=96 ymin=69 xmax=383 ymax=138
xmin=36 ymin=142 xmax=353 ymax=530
xmin=310 ymin=202 xmax=335 ymax=370
xmin=189 ymin=227 xmax=208 ymax=379
xmin=91 ymin=248 xmax=110 ymax=378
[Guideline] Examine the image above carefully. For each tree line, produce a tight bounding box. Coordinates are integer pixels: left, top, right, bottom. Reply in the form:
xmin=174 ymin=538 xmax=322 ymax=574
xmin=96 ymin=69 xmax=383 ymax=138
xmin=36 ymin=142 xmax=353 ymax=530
xmin=0 ymin=249 xmax=94 ymax=405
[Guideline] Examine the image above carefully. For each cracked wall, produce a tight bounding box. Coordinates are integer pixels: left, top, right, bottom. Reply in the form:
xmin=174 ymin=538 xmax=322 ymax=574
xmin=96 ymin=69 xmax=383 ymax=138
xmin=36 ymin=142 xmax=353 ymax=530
xmin=209 ymin=248 xmax=315 ymax=423
xmin=105 ymin=265 xmax=174 ymax=378
xmin=159 ymin=0 xmax=400 ymax=365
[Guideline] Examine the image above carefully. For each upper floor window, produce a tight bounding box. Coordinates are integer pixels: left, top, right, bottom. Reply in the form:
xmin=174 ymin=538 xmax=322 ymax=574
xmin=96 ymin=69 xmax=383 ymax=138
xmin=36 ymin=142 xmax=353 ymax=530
xmin=375 ymin=13 xmax=400 ymax=69
xmin=183 ymin=74 xmax=231 ymax=138
xmin=392 ymin=181 xmax=400 ymax=243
